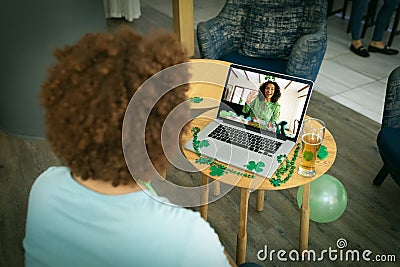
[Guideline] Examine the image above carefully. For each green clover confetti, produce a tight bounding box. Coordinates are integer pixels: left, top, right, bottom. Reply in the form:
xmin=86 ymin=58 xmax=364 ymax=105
xmin=317 ymin=145 xmax=328 ymax=160
xmin=245 ymin=161 xmax=266 ymax=173
xmin=209 ymin=165 xmax=226 ymax=177
xmin=190 ymin=96 xmax=203 ymax=103
xmin=199 ymin=140 xmax=210 ymax=148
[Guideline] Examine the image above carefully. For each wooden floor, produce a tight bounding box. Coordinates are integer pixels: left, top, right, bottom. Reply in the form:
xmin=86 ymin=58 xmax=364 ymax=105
xmin=0 ymin=133 xmax=61 ymax=267
xmin=1 ymin=91 xmax=399 ymax=266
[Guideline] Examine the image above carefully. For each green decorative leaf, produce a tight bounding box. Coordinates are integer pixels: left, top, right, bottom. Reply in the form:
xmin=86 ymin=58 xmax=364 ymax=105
xmin=199 ymin=140 xmax=210 ymax=148
xmin=317 ymin=145 xmax=329 ymax=160
xmin=209 ymin=165 xmax=226 ymax=177
xmin=190 ymin=96 xmax=203 ymax=103
xmin=302 ymin=151 xmax=314 ymax=161
xmin=255 ymin=162 xmax=265 ymax=172
xmin=245 ymin=161 xmax=265 ymax=172
xmin=265 ymin=75 xmax=276 ymax=82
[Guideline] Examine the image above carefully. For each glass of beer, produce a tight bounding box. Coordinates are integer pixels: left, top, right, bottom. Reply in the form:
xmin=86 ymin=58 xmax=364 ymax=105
xmin=298 ymin=118 xmax=325 ymax=177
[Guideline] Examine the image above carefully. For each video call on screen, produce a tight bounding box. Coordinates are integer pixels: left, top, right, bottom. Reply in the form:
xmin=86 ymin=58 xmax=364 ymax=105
xmin=218 ymin=66 xmax=311 ymax=139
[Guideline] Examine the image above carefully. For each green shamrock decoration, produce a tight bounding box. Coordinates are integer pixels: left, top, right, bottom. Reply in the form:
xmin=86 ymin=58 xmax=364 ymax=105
xmin=190 ymin=97 xmax=203 ymax=103
xmin=265 ymin=75 xmax=276 ymax=81
xmin=209 ymin=165 xmax=226 ymax=177
xmin=317 ymin=145 xmax=329 ymax=160
xmin=245 ymin=161 xmax=265 ymax=173
xmin=302 ymin=151 xmax=313 ymax=161
xmin=199 ymin=140 xmax=210 ymax=148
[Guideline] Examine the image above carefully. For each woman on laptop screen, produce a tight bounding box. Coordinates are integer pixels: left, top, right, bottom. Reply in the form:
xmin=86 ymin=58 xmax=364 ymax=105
xmin=242 ymin=81 xmax=281 ymax=128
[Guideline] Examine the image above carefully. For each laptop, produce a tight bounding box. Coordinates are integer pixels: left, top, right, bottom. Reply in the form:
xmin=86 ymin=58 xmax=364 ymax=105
xmin=184 ymin=63 xmax=314 ymax=178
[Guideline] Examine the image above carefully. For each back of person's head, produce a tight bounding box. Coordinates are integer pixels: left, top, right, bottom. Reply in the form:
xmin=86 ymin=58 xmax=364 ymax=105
xmin=41 ymin=26 xmax=189 ymax=187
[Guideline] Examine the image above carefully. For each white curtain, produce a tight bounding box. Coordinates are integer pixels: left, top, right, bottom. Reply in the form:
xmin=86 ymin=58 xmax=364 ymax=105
xmin=103 ymin=0 xmax=141 ymax=21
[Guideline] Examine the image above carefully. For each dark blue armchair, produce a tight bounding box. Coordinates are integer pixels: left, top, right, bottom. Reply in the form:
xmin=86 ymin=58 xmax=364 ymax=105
xmin=373 ymin=66 xmax=400 ymax=187
xmin=197 ymin=0 xmax=328 ymax=81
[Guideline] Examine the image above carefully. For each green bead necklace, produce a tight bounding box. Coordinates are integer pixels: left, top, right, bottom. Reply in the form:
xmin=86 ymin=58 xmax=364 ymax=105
xmin=269 ymin=143 xmax=301 ymax=187
xmin=191 ymin=127 xmax=300 ymax=185
xmin=191 ymin=127 xmax=201 ymax=156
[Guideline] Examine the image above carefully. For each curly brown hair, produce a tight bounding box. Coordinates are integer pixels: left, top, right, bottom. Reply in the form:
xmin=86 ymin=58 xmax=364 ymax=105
xmin=41 ymin=26 xmax=189 ymax=186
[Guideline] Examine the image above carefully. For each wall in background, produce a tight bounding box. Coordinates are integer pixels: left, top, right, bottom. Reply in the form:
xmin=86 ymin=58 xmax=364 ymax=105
xmin=0 ymin=0 xmax=107 ymax=138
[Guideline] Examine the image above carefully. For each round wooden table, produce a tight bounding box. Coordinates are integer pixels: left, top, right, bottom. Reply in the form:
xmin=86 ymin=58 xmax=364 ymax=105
xmin=182 ymin=69 xmax=337 ymax=264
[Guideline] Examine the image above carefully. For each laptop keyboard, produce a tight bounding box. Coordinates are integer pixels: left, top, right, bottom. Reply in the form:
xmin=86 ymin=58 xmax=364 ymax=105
xmin=207 ymin=125 xmax=282 ymax=155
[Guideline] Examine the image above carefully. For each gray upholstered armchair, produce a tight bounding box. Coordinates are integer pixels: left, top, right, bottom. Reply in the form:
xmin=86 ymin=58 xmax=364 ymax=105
xmin=197 ymin=0 xmax=328 ymax=81
xmin=373 ymin=66 xmax=400 ymax=187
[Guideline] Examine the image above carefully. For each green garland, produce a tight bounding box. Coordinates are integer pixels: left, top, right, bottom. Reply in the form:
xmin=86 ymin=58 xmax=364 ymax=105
xmin=191 ymin=127 xmax=201 ymax=156
xmin=195 ymin=157 xmax=255 ymax=178
xmin=191 ymin=127 xmax=304 ymax=185
xmin=269 ymin=143 xmax=301 ymax=187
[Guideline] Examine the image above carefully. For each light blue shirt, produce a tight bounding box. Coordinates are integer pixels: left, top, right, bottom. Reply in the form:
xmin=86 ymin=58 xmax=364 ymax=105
xmin=23 ymin=167 xmax=230 ymax=267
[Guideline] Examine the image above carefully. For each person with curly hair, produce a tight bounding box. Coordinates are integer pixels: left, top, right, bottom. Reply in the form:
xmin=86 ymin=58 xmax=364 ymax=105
xmin=242 ymin=81 xmax=281 ymax=127
xmin=22 ymin=26 xmax=234 ymax=267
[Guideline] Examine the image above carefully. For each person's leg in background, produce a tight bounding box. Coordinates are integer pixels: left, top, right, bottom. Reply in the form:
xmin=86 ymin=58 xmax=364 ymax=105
xmin=369 ymin=0 xmax=400 ymax=54
xmin=350 ymin=0 xmax=371 ymax=57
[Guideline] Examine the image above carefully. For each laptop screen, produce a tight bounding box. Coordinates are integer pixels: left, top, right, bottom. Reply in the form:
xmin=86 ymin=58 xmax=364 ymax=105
xmin=217 ymin=64 xmax=314 ymax=141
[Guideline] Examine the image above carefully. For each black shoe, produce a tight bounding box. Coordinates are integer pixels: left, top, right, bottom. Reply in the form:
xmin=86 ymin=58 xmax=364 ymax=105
xmin=350 ymin=44 xmax=370 ymax=57
xmin=368 ymin=45 xmax=399 ymax=55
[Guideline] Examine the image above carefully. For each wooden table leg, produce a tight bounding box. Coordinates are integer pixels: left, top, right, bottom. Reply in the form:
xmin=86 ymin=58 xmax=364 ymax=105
xmin=172 ymin=0 xmax=194 ymax=57
xmin=256 ymin=190 xmax=265 ymax=212
xmin=236 ymin=188 xmax=250 ymax=265
xmin=200 ymin=174 xmax=209 ymax=220
xmin=212 ymin=181 xmax=221 ymax=196
xmin=299 ymin=183 xmax=310 ymax=252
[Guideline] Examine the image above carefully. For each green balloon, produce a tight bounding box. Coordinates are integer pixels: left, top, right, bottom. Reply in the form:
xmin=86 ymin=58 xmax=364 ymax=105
xmin=297 ymin=174 xmax=347 ymax=223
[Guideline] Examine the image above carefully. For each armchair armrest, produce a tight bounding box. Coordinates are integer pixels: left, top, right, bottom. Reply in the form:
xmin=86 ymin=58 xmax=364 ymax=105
xmin=286 ymin=23 xmax=327 ymax=81
xmin=197 ymin=17 xmax=238 ymax=59
xmin=382 ymin=66 xmax=400 ymax=128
